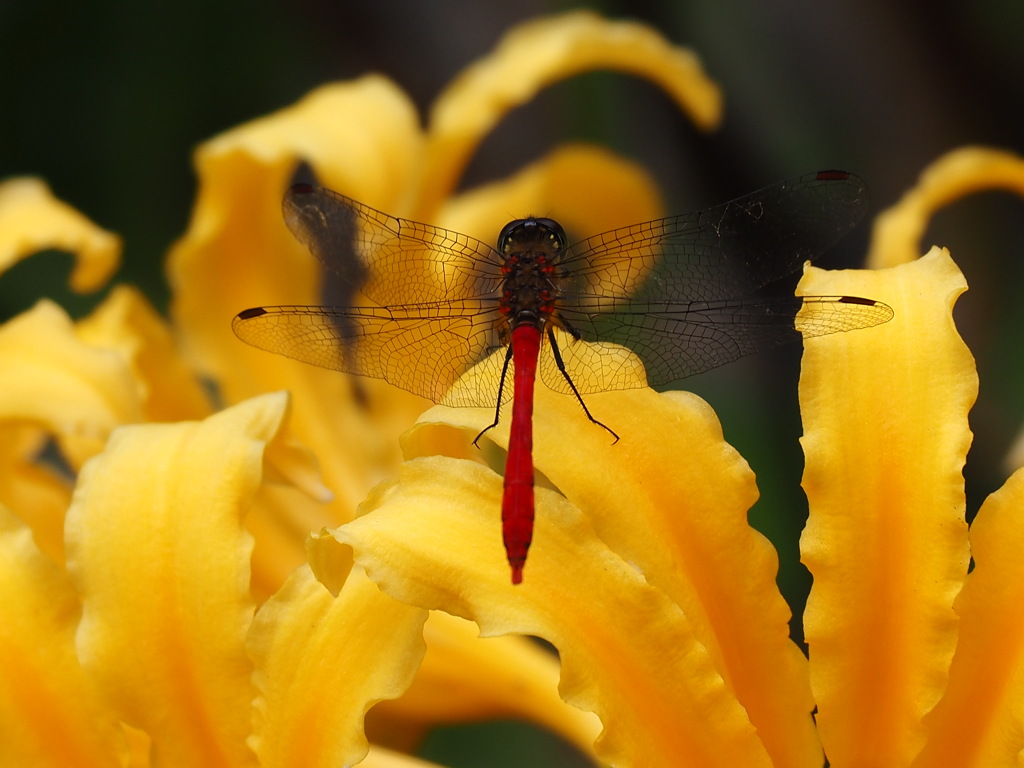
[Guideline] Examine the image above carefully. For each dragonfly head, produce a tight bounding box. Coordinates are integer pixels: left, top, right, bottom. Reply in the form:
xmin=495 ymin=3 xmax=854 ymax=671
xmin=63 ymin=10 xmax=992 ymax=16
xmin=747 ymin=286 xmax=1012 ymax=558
xmin=497 ymin=217 xmax=567 ymax=258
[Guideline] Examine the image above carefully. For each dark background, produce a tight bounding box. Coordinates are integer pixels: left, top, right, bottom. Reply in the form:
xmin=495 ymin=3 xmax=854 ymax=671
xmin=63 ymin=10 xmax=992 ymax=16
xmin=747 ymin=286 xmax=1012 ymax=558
xmin=3 ymin=1 xmax=1023 ymax=765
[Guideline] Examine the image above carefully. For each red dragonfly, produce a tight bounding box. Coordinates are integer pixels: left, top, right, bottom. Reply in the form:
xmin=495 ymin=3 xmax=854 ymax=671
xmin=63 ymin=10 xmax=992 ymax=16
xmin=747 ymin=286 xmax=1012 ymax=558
xmin=233 ymin=170 xmax=893 ymax=584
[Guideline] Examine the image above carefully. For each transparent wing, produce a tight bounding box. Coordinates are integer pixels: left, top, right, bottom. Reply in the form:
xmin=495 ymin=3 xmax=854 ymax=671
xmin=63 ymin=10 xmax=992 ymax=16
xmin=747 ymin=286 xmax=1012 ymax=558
xmin=238 ymin=173 xmax=892 ymax=404
xmin=233 ymin=301 xmax=507 ymax=405
xmin=541 ymin=295 xmax=893 ymax=394
xmin=539 ymin=171 xmax=890 ymax=392
xmin=558 ymin=171 xmax=870 ymax=303
xmin=235 ymin=185 xmax=512 ymax=404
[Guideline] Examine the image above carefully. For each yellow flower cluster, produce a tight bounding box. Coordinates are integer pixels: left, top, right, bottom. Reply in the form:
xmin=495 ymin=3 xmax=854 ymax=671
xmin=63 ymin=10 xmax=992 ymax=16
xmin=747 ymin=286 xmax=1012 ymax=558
xmin=3 ymin=10 xmax=1024 ymax=768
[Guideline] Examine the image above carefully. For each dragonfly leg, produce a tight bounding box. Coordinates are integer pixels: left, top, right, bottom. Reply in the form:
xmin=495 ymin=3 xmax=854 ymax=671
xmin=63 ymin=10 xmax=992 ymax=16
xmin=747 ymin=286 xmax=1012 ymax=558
xmin=473 ymin=344 xmax=514 ymax=447
xmin=546 ymin=327 xmax=619 ymax=444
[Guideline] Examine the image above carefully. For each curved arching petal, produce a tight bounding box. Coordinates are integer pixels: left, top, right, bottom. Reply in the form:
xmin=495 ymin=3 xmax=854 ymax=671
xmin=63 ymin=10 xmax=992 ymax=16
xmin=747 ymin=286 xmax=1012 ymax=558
xmin=0 ymin=177 xmax=120 ymax=291
xmin=418 ymin=10 xmax=722 ymax=217
xmin=866 ymin=147 xmax=1024 ymax=268
xmin=798 ymin=249 xmax=975 ymax=766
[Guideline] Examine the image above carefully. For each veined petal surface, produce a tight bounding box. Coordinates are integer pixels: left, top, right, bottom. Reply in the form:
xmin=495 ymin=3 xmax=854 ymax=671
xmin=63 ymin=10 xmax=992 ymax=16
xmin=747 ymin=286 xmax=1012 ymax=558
xmin=799 ymin=249 xmax=974 ymax=767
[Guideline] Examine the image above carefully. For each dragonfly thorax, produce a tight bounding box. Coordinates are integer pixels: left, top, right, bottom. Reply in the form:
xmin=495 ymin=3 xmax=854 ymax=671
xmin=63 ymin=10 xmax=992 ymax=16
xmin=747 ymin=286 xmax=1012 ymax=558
xmin=496 ymin=217 xmax=567 ymax=328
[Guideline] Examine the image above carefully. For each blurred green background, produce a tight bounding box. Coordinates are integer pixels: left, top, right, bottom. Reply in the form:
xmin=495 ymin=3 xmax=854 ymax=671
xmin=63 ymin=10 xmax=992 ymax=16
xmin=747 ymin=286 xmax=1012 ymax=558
xmin=3 ymin=1 xmax=1023 ymax=765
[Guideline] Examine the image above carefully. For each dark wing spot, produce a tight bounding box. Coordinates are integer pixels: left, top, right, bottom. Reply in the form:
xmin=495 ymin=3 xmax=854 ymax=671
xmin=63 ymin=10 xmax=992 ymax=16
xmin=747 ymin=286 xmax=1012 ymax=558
xmin=236 ymin=307 xmax=269 ymax=320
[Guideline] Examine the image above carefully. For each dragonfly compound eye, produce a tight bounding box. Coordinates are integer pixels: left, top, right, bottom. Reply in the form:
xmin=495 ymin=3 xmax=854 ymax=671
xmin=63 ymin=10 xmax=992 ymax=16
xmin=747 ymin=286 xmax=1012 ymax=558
xmin=498 ymin=217 xmax=567 ymax=254
xmin=533 ymin=218 xmax=566 ymax=251
xmin=497 ymin=219 xmax=529 ymax=253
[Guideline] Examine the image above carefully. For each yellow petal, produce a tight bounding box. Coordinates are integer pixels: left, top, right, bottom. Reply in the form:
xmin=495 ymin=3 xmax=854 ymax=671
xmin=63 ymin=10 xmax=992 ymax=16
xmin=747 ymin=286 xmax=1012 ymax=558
xmin=328 ymin=455 xmax=775 ymax=768
xmin=249 ymin=563 xmax=427 ymax=768
xmin=537 ymin=385 xmax=822 ymax=767
xmin=418 ymin=10 xmax=722 ymax=217
xmin=910 ymin=468 xmax=1024 ymax=768
xmin=65 ymin=393 xmax=295 ymax=768
xmin=245 ymin=484 xmax=322 ymax=602
xmin=311 ymin=486 xmax=599 ymax=755
xmin=77 ymin=285 xmax=211 ymax=422
xmin=438 ymin=143 xmax=663 ymax=245
xmin=369 ymin=612 xmax=600 ymax=757
xmin=0 ymin=177 xmax=120 ymax=291
xmin=168 ymin=77 xmax=427 ymax=518
xmin=0 ymin=424 xmax=72 ymax=564
xmin=246 ymin=420 xmax=336 ymax=601
xmin=0 ymin=504 xmax=126 ymax=767
xmin=307 ymin=525 xmax=355 ymax=596
xmin=168 ymin=76 xmax=423 ymax=392
xmin=413 ymin=382 xmax=820 ymax=767
xmin=798 ymin=249 xmax=974 ymax=765
xmin=866 ymin=147 xmax=1024 ymax=268
xmin=0 ymin=300 xmax=143 ymax=468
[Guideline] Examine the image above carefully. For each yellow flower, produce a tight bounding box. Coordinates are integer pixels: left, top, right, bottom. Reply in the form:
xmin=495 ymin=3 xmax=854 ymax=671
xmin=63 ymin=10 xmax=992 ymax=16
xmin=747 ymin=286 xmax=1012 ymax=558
xmin=0 ymin=11 xmax=726 ymax=768
xmin=310 ymin=146 xmax=1024 ymax=767
xmin=7 ymin=3 xmax=1022 ymax=763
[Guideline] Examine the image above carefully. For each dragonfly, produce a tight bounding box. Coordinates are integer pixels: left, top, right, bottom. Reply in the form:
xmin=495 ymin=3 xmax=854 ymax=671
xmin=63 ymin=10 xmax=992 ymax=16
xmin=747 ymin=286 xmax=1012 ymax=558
xmin=233 ymin=170 xmax=893 ymax=584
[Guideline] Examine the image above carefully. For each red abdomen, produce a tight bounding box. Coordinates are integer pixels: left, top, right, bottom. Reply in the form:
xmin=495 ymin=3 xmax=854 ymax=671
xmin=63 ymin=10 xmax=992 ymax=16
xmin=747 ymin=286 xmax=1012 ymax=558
xmin=502 ymin=324 xmax=541 ymax=584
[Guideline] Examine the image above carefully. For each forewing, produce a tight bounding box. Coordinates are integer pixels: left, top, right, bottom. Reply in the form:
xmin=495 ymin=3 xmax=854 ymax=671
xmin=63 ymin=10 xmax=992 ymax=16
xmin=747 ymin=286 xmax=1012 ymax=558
xmin=232 ymin=301 xmax=506 ymax=405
